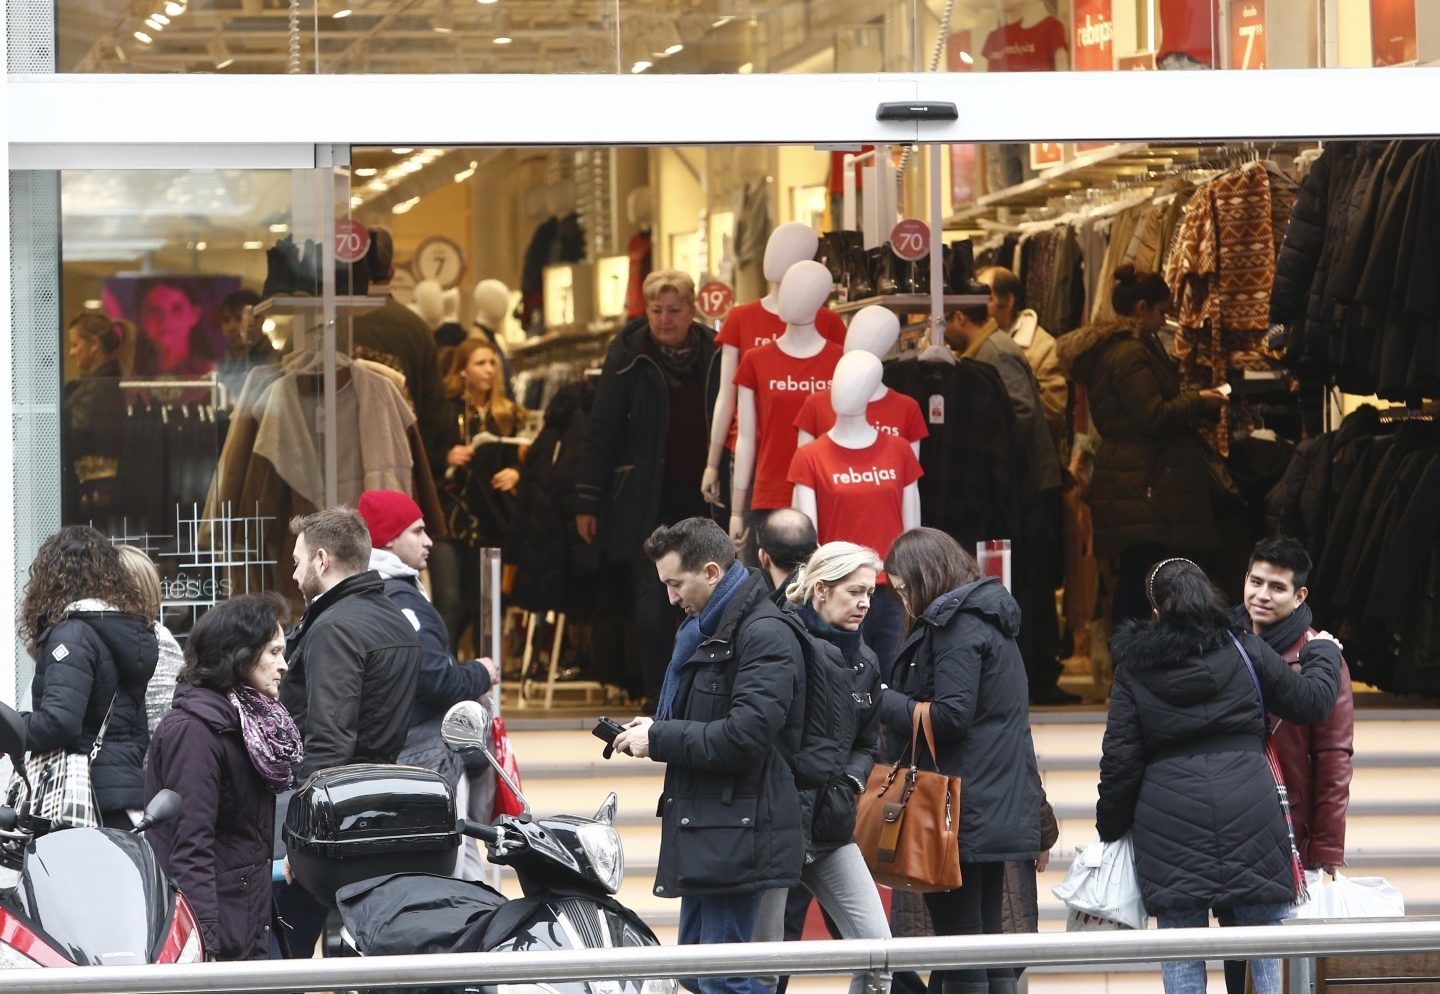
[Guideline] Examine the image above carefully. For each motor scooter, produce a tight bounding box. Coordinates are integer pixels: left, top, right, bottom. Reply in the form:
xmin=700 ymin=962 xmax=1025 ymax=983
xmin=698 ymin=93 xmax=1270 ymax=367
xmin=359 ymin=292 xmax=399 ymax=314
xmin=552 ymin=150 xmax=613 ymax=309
xmin=284 ymin=699 xmax=674 ymax=994
xmin=0 ymin=701 xmax=202 ymax=968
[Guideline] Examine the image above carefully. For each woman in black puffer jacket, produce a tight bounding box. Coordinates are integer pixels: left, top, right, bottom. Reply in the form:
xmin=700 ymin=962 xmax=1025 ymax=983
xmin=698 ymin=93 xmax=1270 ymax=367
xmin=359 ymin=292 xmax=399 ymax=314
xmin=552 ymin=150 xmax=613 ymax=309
xmin=878 ymin=528 xmax=1041 ymax=994
xmin=18 ymin=526 xmax=159 ymax=829
xmin=1098 ymin=557 xmax=1342 ymax=994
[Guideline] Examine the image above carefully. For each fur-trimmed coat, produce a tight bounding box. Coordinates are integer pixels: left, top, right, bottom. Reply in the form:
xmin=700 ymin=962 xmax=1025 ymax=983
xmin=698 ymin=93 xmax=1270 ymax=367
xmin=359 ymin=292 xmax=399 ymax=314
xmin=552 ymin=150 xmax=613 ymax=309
xmin=1057 ymin=319 xmax=1219 ymax=559
xmin=1097 ymin=619 xmax=1340 ymax=914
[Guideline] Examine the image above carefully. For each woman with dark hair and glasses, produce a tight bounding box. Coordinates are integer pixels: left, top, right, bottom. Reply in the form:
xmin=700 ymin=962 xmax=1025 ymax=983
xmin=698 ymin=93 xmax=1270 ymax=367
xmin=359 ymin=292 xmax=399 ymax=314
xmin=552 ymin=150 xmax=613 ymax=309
xmin=1098 ymin=557 xmax=1342 ymax=994
xmin=877 ymin=526 xmax=1041 ymax=994
xmin=145 ymin=595 xmax=302 ymax=961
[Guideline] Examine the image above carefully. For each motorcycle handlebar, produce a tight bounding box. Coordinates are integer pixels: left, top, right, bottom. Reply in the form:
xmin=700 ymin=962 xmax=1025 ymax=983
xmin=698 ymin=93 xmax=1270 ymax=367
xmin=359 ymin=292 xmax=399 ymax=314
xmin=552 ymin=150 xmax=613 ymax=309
xmin=459 ymin=819 xmax=499 ymax=843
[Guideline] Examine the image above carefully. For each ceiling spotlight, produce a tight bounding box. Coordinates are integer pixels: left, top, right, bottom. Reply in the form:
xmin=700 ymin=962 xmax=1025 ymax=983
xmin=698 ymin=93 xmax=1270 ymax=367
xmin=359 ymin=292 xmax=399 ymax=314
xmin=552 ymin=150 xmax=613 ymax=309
xmin=493 ymin=34 xmax=512 ymax=43
xmin=432 ymin=2 xmax=453 ymax=33
xmin=354 ymin=167 xmax=377 ymax=177
xmin=737 ymin=61 xmax=753 ymax=73
xmin=475 ymin=0 xmax=497 ymax=4
xmin=392 ymin=147 xmax=414 ymax=154
xmin=392 ymin=196 xmax=421 ymax=215
xmin=454 ymin=161 xmax=477 ymax=182
xmin=151 ymin=12 xmax=170 ymax=25
xmin=630 ymin=59 xmax=652 ymax=72
xmin=332 ymin=7 xmax=351 ymax=15
xmin=268 ymin=222 xmax=289 ymax=233
xmin=163 ymin=0 xmax=186 ymax=13
xmin=83 ymin=299 xmax=103 ymax=310
xmin=665 ymin=43 xmax=683 ymax=54
xmin=242 ymin=240 xmax=264 ymax=250
xmin=195 ymin=241 xmax=208 ymax=250
xmin=208 ymin=35 xmax=234 ymax=69
xmin=144 ymin=16 xmax=164 ymax=30
xmin=133 ymin=30 xmax=153 ymax=43
xmin=958 ymin=50 xmax=974 ymax=65
xmin=712 ymin=14 xmax=734 ymax=27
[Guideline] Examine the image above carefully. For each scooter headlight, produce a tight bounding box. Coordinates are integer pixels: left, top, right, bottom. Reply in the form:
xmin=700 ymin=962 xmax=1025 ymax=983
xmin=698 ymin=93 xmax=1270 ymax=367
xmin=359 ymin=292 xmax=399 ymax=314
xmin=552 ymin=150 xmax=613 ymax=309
xmin=575 ymin=822 xmax=624 ymax=894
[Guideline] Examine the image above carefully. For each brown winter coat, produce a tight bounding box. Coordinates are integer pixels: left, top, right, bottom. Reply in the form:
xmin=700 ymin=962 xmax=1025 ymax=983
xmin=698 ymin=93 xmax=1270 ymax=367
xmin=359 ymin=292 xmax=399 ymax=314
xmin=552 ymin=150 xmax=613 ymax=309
xmin=1056 ymin=319 xmax=1218 ymax=559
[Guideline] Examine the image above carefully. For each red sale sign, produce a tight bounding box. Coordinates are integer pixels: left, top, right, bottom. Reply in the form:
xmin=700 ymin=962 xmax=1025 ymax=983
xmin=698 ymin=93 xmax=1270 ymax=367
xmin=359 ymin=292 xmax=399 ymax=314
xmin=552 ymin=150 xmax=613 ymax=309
xmin=1073 ymin=0 xmax=1115 ymax=71
xmin=890 ymin=219 xmax=931 ymax=262
xmin=1228 ymin=0 xmax=1267 ymax=69
xmin=696 ymin=281 xmax=734 ymax=318
xmin=1371 ymin=0 xmax=1417 ymax=66
xmin=333 ymin=219 xmax=370 ymax=264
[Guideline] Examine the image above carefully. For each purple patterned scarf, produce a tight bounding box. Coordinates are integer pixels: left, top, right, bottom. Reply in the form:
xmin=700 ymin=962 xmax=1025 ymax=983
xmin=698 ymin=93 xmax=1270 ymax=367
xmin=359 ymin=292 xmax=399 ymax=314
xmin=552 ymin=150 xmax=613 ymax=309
xmin=229 ymin=686 xmax=304 ymax=792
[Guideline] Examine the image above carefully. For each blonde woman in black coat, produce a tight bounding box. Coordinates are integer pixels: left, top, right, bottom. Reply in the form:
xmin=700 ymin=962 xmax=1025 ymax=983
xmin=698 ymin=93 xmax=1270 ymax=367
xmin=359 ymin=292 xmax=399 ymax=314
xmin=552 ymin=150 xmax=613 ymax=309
xmin=1097 ymin=558 xmax=1341 ymax=994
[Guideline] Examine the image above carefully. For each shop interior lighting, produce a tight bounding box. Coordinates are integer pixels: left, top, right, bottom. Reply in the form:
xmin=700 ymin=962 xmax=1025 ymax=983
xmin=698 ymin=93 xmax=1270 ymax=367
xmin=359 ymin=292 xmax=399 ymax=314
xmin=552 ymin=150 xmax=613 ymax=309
xmin=737 ymin=61 xmax=753 ymax=73
xmin=83 ymin=299 xmax=103 ymax=310
xmin=958 ymin=50 xmax=973 ymax=64
xmin=268 ymin=222 xmax=289 ymax=233
xmin=144 ymin=16 xmax=164 ymax=30
xmin=354 ymin=167 xmax=377 ymax=177
xmin=392 ymin=196 xmax=421 ymax=215
xmin=332 ymin=8 xmax=351 ymax=16
xmin=151 ymin=12 xmax=170 ymax=25
xmin=163 ymin=0 xmax=185 ymax=14
xmin=392 ymin=147 xmax=414 ymax=154
xmin=242 ymin=240 xmax=264 ymax=249
xmin=208 ymin=35 xmax=234 ymax=69
xmin=454 ymin=160 xmax=478 ymax=182
xmin=491 ymin=9 xmax=511 ymax=43
xmin=113 ymin=44 xmax=128 ymax=63
xmin=432 ymin=2 xmax=453 ymax=34
xmin=195 ymin=241 xmax=207 ymax=250
xmin=367 ymin=178 xmax=387 ymax=191
xmin=133 ymin=30 xmax=153 ymax=43
xmin=475 ymin=0 xmax=497 ymax=5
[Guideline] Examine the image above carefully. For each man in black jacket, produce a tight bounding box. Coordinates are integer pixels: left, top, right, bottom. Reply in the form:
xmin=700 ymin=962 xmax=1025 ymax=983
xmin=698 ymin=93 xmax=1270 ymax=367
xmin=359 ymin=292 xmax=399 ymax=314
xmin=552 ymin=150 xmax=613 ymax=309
xmin=756 ymin=507 xmax=817 ymax=609
xmin=276 ymin=505 xmax=421 ymax=957
xmin=613 ymin=517 xmax=804 ymax=994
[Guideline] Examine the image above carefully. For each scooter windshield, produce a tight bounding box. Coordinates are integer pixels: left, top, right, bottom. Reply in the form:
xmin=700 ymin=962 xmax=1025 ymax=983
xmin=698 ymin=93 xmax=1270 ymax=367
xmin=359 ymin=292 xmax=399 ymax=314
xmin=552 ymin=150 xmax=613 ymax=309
xmin=19 ymin=829 xmax=166 ymax=965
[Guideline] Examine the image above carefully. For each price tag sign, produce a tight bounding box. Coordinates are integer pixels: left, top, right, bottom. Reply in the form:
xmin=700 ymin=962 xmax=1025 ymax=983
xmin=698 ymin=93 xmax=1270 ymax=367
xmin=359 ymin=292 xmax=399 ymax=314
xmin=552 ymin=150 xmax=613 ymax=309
xmin=697 ymin=280 xmax=734 ymax=319
xmin=334 ymin=219 xmax=371 ymax=264
xmin=889 ymin=219 xmax=930 ymax=262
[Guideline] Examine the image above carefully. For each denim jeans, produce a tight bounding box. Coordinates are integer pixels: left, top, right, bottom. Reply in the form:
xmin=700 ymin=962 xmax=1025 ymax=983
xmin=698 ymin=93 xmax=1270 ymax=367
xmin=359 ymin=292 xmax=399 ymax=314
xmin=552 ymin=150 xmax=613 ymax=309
xmin=679 ymin=892 xmax=768 ymax=994
xmin=1155 ymin=903 xmax=1289 ymax=994
xmin=755 ymin=844 xmax=892 ymax=994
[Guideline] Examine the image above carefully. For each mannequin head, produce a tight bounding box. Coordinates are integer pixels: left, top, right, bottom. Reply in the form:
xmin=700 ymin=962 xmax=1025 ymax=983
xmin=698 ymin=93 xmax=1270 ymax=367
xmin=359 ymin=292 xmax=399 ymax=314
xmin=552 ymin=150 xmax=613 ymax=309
xmin=522 ymin=186 xmax=550 ymax=222
xmin=830 ymin=351 xmax=883 ymax=417
xmin=441 ymin=286 xmax=461 ymax=323
xmin=776 ymin=260 xmax=833 ymax=325
xmin=763 ymin=223 xmax=821 ymax=285
xmin=412 ymin=278 xmax=446 ymax=329
xmin=844 ymin=306 xmax=900 ymax=357
xmin=627 ymin=186 xmax=656 ymax=228
xmin=472 ymin=278 xmax=510 ymax=330
xmin=546 ymin=180 xmax=576 ymax=216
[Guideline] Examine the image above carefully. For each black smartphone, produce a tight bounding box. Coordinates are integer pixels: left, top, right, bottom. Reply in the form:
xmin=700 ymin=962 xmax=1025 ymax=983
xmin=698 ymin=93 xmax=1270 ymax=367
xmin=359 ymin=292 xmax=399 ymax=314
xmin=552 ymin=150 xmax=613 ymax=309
xmin=592 ymin=716 xmax=627 ymax=758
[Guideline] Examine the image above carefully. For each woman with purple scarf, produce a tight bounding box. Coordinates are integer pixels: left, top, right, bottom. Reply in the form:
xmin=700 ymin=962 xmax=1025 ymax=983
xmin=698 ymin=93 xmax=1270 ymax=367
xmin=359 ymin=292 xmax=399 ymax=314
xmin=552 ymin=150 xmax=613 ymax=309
xmin=145 ymin=595 xmax=303 ymax=961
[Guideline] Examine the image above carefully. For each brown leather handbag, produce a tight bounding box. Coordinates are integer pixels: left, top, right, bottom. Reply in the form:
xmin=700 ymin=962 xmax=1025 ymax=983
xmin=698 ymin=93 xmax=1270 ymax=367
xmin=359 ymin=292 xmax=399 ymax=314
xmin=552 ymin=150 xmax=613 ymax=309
xmin=854 ymin=701 xmax=963 ymax=893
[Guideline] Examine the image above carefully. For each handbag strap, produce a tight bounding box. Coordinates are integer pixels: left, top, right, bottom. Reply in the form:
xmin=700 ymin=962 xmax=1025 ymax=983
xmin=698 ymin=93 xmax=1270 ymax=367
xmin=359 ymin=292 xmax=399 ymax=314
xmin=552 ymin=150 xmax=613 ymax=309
xmin=1227 ymin=631 xmax=1266 ymax=712
xmin=908 ymin=702 xmax=940 ymax=771
xmin=88 ymin=694 xmax=119 ymax=763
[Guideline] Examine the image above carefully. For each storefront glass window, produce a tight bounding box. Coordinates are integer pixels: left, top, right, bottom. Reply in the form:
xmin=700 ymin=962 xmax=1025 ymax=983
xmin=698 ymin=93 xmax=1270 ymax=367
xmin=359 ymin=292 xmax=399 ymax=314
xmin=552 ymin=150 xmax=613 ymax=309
xmin=53 ymin=0 xmax=1427 ymax=74
xmin=57 ymin=167 xmax=350 ymax=640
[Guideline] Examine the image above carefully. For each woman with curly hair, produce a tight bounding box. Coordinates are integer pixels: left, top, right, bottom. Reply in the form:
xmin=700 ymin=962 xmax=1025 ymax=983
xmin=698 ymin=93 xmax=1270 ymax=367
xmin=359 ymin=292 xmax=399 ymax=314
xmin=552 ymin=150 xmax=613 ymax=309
xmin=19 ymin=525 xmax=159 ymax=828
xmin=146 ymin=595 xmax=302 ymax=960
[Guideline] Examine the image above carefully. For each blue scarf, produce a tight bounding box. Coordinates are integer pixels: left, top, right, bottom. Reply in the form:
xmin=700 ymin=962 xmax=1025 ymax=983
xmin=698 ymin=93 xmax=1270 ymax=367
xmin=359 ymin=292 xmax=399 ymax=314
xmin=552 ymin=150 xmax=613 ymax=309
xmin=656 ymin=562 xmax=750 ymax=720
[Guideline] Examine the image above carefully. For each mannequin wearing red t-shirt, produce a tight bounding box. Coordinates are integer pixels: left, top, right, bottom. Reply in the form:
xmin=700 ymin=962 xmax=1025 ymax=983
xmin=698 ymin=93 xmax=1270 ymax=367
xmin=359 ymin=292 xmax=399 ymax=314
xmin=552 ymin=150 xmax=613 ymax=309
xmin=731 ymin=259 xmax=843 ymax=546
xmin=795 ymin=305 xmax=927 ymax=460
xmin=982 ymin=0 xmax=1070 ymax=72
xmin=791 ymin=350 xmax=921 ymax=665
xmin=701 ymin=223 xmax=847 ymax=507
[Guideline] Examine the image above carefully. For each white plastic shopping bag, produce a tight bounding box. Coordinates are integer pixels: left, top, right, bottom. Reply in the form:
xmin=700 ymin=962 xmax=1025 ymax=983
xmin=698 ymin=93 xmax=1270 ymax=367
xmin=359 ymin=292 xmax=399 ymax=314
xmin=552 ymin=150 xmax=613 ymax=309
xmin=1051 ymin=834 xmax=1148 ymax=930
xmin=1289 ymin=870 xmax=1405 ymax=920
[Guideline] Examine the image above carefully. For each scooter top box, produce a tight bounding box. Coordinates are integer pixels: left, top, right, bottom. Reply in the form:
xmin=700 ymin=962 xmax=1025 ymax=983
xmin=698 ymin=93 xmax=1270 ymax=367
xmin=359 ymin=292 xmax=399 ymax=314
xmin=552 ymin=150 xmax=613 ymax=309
xmin=284 ymin=764 xmax=460 ymax=903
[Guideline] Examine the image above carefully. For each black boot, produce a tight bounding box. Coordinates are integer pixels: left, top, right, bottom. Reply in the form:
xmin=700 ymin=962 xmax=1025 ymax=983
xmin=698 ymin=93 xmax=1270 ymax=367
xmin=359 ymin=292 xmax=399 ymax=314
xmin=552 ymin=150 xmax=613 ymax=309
xmin=948 ymin=238 xmax=989 ymax=296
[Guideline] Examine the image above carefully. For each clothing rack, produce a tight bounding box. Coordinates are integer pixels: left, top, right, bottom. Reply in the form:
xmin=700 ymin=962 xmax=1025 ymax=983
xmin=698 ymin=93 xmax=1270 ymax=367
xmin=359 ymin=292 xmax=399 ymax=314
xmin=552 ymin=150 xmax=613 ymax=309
xmin=120 ymin=372 xmax=229 ymax=410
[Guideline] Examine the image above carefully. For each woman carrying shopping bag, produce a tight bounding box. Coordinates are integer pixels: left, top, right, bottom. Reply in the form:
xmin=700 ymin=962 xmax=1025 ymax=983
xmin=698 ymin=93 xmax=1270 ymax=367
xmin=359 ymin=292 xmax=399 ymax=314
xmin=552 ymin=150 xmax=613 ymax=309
xmin=1097 ymin=557 xmax=1342 ymax=994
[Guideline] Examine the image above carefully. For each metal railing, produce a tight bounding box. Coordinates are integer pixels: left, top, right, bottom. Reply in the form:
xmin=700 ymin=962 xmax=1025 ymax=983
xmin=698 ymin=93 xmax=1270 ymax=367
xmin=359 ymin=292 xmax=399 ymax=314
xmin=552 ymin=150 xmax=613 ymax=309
xmin=5 ymin=921 xmax=1440 ymax=993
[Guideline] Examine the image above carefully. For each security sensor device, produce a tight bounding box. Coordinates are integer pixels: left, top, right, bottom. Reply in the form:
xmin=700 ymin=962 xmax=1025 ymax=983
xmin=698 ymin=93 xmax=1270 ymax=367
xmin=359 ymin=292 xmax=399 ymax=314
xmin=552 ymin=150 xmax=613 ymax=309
xmin=876 ymin=101 xmax=959 ymax=122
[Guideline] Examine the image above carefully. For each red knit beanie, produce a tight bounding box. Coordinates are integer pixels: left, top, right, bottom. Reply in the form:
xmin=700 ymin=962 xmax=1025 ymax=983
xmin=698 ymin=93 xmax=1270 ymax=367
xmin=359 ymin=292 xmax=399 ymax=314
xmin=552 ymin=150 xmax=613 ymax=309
xmin=357 ymin=490 xmax=423 ymax=549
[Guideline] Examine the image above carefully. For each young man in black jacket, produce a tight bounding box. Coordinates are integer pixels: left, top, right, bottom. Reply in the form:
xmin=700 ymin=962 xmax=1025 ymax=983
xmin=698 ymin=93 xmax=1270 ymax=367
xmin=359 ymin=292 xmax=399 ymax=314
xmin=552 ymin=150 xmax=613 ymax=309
xmin=276 ymin=505 xmax=421 ymax=957
xmin=613 ymin=517 xmax=805 ymax=994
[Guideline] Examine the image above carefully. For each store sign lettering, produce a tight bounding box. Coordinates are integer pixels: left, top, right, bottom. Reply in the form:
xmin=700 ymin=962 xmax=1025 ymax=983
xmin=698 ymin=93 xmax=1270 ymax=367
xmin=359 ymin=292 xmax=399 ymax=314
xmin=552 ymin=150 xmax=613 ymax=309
xmin=1228 ymin=0 xmax=1267 ymax=69
xmin=163 ymin=574 xmax=234 ymax=601
xmin=1072 ymin=0 xmax=1114 ymax=72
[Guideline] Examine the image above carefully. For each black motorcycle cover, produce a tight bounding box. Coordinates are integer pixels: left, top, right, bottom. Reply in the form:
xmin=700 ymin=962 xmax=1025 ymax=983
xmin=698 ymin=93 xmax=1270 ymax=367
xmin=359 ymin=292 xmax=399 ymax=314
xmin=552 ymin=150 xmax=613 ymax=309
xmin=336 ymin=873 xmax=507 ymax=956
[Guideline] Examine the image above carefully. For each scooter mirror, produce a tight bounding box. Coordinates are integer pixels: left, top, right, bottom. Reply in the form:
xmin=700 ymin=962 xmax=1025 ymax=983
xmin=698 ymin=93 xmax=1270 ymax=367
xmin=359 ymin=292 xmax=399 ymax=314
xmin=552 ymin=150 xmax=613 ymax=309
xmin=441 ymin=700 xmax=494 ymax=752
xmin=134 ymin=788 xmax=182 ymax=832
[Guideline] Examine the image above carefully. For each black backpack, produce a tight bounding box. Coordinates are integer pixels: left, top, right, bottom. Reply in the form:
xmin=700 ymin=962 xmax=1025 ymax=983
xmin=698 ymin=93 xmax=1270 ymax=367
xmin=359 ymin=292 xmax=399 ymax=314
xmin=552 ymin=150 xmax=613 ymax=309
xmin=775 ymin=612 xmax=855 ymax=790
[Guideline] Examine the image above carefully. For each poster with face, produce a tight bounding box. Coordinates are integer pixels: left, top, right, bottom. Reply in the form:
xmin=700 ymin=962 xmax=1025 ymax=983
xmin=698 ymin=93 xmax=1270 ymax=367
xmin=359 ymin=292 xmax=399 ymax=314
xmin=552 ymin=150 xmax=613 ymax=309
xmin=103 ymin=275 xmax=241 ymax=377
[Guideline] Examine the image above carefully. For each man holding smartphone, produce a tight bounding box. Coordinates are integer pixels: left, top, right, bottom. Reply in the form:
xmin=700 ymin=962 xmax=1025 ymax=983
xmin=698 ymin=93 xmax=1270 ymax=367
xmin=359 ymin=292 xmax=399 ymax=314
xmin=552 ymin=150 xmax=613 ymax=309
xmin=612 ymin=516 xmax=805 ymax=994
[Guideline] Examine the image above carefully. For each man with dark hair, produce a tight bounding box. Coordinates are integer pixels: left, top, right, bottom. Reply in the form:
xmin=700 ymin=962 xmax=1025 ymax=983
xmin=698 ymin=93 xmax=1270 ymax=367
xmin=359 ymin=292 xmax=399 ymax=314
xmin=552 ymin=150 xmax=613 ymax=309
xmin=612 ymin=516 xmax=805 ymax=994
xmin=1222 ymin=535 xmax=1354 ymax=994
xmin=277 ymin=505 xmax=421 ymax=957
xmin=756 ymin=507 xmax=817 ymax=608
xmin=946 ymin=290 xmax=1073 ymax=706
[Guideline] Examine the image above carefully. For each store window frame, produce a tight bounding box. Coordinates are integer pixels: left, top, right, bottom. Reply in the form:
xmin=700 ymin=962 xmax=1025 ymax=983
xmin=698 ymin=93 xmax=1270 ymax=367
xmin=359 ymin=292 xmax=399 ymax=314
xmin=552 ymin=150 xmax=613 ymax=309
xmin=7 ymin=68 xmax=1440 ymax=703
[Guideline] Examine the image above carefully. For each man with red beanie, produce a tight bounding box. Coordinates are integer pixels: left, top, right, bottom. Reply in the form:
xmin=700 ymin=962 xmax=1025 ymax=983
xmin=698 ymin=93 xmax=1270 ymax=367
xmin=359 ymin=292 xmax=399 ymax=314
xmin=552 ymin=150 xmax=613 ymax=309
xmin=358 ymin=490 xmax=499 ymax=877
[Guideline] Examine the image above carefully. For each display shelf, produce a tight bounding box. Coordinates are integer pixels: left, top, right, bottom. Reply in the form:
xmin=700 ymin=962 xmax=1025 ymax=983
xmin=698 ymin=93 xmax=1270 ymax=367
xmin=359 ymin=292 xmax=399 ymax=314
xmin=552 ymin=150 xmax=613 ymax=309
xmin=833 ymin=293 xmax=990 ymax=316
xmin=252 ymin=294 xmax=388 ymax=317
